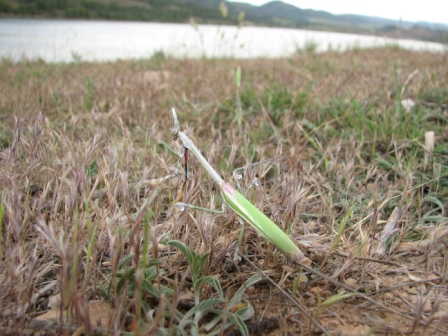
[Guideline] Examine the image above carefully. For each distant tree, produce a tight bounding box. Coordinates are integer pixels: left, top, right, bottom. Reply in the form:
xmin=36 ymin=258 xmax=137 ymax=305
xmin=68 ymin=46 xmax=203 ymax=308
xmin=36 ymin=0 xmax=50 ymax=11
xmin=0 ymin=0 xmax=13 ymax=13
xmin=66 ymin=6 xmax=89 ymax=18
xmin=56 ymin=0 xmax=68 ymax=10
xmin=380 ymin=25 xmax=398 ymax=32
xmin=28 ymin=3 xmax=37 ymax=14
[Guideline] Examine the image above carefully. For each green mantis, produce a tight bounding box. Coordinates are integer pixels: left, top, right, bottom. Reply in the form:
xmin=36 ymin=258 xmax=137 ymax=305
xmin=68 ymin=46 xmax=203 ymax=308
xmin=170 ymin=108 xmax=311 ymax=265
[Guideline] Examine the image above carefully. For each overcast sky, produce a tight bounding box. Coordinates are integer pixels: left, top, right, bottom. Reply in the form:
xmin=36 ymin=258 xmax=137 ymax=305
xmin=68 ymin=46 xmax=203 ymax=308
xmin=227 ymin=0 xmax=448 ymax=25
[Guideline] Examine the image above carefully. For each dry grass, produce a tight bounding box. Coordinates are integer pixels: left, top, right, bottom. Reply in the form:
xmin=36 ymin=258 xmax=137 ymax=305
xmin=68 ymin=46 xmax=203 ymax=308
xmin=0 ymin=47 xmax=447 ymax=335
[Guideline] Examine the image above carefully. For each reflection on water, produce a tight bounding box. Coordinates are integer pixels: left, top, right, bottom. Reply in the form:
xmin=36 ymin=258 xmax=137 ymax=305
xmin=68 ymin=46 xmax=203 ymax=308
xmin=0 ymin=19 xmax=445 ymax=62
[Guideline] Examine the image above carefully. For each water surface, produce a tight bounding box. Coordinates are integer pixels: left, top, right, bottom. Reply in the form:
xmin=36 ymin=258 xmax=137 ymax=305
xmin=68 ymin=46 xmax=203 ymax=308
xmin=0 ymin=19 xmax=445 ymax=62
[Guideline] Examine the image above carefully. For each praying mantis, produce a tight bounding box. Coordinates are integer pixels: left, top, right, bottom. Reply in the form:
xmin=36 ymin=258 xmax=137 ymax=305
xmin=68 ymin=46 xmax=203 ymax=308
xmin=167 ymin=109 xmax=414 ymax=335
xmin=169 ymin=108 xmax=311 ymax=266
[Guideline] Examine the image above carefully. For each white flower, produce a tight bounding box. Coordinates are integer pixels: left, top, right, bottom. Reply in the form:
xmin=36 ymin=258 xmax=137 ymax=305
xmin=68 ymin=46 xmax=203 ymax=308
xmin=401 ymin=99 xmax=416 ymax=112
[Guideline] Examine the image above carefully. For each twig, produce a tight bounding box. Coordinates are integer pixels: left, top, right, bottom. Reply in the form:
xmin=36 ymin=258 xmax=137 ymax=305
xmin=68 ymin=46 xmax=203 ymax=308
xmin=295 ymin=262 xmax=446 ymax=334
xmin=0 ymin=316 xmax=134 ymax=336
xmin=400 ymin=69 xmax=419 ymax=97
xmin=375 ymin=206 xmax=401 ymax=256
xmin=371 ymin=277 xmax=444 ymax=296
xmin=225 ymin=317 xmax=279 ymax=336
xmin=333 ymin=252 xmax=400 ymax=267
xmin=290 ymin=259 xmax=414 ymax=321
xmin=239 ymin=253 xmax=330 ymax=336
xmin=40 ymin=175 xmax=174 ymax=211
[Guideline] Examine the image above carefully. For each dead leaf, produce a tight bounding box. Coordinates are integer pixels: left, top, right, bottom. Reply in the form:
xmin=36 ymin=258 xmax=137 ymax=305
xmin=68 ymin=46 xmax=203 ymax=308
xmin=36 ymin=300 xmax=116 ymax=329
xmin=88 ymin=300 xmax=116 ymax=328
xmin=36 ymin=308 xmax=61 ymax=322
xmin=47 ymin=294 xmax=61 ymax=309
xmin=432 ymin=310 xmax=448 ymax=319
xmin=329 ymin=325 xmax=372 ymax=336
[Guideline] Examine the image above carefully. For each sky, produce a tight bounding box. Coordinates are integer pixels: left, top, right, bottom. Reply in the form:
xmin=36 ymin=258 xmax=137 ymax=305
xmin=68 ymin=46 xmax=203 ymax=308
xmin=227 ymin=0 xmax=448 ymax=25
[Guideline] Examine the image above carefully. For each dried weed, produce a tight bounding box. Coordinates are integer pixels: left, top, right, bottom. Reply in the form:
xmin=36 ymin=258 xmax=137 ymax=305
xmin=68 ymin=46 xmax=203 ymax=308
xmin=0 ymin=47 xmax=447 ymax=335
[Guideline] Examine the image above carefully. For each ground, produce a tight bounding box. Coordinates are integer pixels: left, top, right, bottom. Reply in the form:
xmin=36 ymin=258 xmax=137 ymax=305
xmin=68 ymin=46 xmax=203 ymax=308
xmin=0 ymin=47 xmax=447 ymax=335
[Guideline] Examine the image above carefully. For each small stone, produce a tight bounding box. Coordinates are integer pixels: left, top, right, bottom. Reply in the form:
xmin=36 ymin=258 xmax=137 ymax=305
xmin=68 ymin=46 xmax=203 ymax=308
xmin=383 ymin=292 xmax=394 ymax=300
xmin=306 ymin=296 xmax=316 ymax=306
xmin=428 ymin=274 xmax=440 ymax=282
xmin=344 ymin=278 xmax=357 ymax=288
xmin=48 ymin=294 xmax=61 ymax=309
xmin=407 ymin=287 xmax=418 ymax=295
xmin=158 ymin=243 xmax=169 ymax=252
xmin=331 ymin=325 xmax=370 ymax=336
xmin=297 ymin=274 xmax=308 ymax=284
xmin=423 ymin=300 xmax=432 ymax=312
xmin=410 ymin=297 xmax=432 ymax=312
xmin=276 ymin=253 xmax=286 ymax=264
xmin=440 ymin=302 xmax=448 ymax=309
xmin=246 ymin=286 xmax=255 ymax=294
xmin=361 ymin=312 xmax=385 ymax=327
xmin=309 ymin=287 xmax=321 ymax=295
xmin=418 ymin=284 xmax=427 ymax=295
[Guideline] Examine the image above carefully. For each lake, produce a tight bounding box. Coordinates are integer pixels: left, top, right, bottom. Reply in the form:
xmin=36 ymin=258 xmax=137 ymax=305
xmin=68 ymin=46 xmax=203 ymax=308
xmin=0 ymin=18 xmax=446 ymax=63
